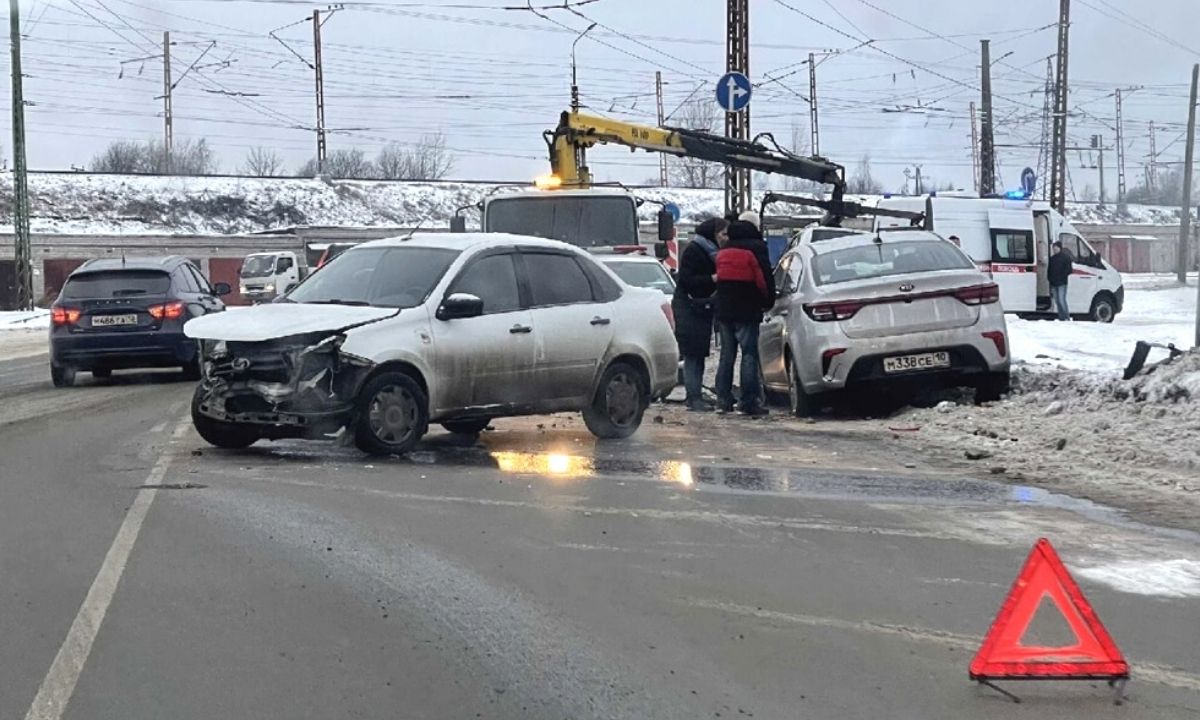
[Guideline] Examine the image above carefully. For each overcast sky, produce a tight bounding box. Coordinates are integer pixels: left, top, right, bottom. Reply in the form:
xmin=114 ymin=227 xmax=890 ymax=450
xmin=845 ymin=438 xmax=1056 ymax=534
xmin=3 ymin=0 xmax=1199 ymax=198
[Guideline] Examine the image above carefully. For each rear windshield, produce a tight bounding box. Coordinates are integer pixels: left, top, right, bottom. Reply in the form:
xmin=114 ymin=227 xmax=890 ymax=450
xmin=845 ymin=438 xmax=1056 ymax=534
xmin=604 ymin=260 xmax=674 ymax=295
xmin=484 ymin=196 xmax=637 ymax=248
xmin=62 ymin=270 xmax=171 ymax=299
xmin=813 ymin=240 xmax=973 ymax=285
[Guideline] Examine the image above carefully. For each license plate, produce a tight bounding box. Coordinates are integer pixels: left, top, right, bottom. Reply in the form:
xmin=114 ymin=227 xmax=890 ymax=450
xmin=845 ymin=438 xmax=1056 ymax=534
xmin=883 ymin=351 xmax=950 ymax=373
xmin=91 ymin=313 xmax=138 ymax=327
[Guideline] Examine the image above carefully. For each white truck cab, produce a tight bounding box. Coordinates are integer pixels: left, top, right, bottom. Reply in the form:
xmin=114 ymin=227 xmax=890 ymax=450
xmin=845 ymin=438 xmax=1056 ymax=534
xmin=239 ymin=251 xmax=308 ymax=304
xmin=874 ymin=194 xmax=1124 ymax=322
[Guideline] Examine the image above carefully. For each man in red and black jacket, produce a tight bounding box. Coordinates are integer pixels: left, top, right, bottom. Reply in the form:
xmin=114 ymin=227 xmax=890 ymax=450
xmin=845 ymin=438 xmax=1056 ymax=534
xmin=714 ymin=220 xmax=775 ymax=415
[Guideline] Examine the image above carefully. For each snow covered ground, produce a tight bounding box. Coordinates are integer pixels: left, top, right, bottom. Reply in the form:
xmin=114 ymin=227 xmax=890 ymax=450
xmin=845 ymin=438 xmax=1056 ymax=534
xmin=0 ymin=172 xmax=1185 ymax=235
xmin=0 ymin=310 xmax=50 ymax=331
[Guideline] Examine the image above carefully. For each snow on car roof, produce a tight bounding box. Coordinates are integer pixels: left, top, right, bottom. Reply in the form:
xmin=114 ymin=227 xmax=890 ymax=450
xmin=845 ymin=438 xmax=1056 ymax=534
xmin=355 ymin=232 xmax=580 ymax=252
xmin=598 ymin=253 xmax=659 ymax=264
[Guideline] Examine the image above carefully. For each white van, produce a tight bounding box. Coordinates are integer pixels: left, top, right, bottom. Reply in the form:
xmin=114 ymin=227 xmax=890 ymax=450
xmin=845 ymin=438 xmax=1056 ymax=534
xmin=238 ymin=251 xmax=308 ymax=304
xmin=873 ymin=194 xmax=1124 ymax=322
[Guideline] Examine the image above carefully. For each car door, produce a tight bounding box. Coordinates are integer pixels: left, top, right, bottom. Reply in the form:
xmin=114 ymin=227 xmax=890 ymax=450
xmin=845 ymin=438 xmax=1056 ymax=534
xmin=517 ymin=250 xmax=615 ymax=405
xmin=759 ymin=253 xmax=797 ymax=388
xmin=430 ymin=250 xmax=537 ymax=413
xmin=1061 ymin=233 xmax=1099 ymax=315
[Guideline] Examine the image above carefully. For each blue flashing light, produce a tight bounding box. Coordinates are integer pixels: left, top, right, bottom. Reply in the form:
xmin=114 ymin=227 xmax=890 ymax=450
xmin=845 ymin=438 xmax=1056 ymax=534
xmin=1003 ymin=189 xmax=1028 ymax=200
xmin=882 ymin=193 xmax=892 ymax=198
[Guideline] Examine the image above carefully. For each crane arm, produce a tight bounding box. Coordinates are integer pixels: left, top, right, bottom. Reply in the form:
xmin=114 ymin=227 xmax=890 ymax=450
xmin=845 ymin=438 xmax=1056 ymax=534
xmin=545 ymin=111 xmax=846 ymax=198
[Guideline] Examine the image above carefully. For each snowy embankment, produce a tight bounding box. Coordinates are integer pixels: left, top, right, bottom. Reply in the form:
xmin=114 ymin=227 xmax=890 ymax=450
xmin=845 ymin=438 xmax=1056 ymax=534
xmin=0 ymin=172 xmax=1184 ymax=235
xmin=889 ymin=274 xmax=1200 ymax=530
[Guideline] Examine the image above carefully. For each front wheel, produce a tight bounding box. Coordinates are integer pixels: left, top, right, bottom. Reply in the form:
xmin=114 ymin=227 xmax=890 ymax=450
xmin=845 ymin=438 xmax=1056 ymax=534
xmin=787 ymin=357 xmax=820 ymax=418
xmin=583 ymin=361 xmax=648 ymax=439
xmin=51 ymin=363 xmax=76 ymax=388
xmin=1089 ymin=294 xmax=1117 ymax=323
xmin=354 ymin=372 xmax=429 ymax=456
xmin=441 ymin=418 xmax=491 ymax=436
xmin=191 ymin=386 xmax=259 ymax=449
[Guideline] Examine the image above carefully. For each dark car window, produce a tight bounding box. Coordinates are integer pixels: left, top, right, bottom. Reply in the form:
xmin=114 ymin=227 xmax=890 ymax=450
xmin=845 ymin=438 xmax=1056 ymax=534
xmin=175 ymin=266 xmax=200 ymax=293
xmin=992 ymin=230 xmax=1035 ymax=263
xmin=813 ymin=240 xmax=974 ymax=285
xmin=523 ymin=253 xmax=594 ymax=306
xmin=581 ymin=259 xmax=623 ymax=302
xmin=287 ymin=246 xmax=459 ymax=308
xmin=603 ymin=260 xmax=673 ymax=295
xmin=62 ymin=270 xmax=171 ymax=299
xmin=448 ymin=253 xmax=521 ymax=314
xmin=774 ymin=255 xmax=794 ymax=295
xmin=485 ymin=196 xmax=637 ymax=249
xmin=187 ymin=265 xmax=213 ymax=294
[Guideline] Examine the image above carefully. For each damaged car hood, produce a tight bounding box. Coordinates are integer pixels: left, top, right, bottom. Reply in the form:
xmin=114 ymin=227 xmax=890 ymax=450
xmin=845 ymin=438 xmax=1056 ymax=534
xmin=185 ymin=304 xmax=397 ymax=342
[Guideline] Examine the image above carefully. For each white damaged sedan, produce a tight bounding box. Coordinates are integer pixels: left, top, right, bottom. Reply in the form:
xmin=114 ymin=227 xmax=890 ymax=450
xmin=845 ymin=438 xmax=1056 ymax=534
xmin=185 ymin=233 xmax=679 ymax=455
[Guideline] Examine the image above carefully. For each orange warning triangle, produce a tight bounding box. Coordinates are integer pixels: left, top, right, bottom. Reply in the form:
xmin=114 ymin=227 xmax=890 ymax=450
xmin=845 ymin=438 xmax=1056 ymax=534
xmin=970 ymin=538 xmax=1129 ymax=679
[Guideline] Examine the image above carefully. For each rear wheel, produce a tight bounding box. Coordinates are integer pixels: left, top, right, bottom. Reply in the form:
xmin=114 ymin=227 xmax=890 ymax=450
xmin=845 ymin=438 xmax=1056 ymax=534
xmin=91 ymin=368 xmax=112 ymax=380
xmin=975 ymin=371 xmax=1011 ymax=404
xmin=191 ymin=386 xmax=259 ymax=449
xmin=51 ymin=363 xmax=76 ymax=388
xmin=1089 ymin=294 xmax=1117 ymax=323
xmin=787 ymin=357 xmax=819 ymax=418
xmin=583 ymin=361 xmax=648 ymax=439
xmin=354 ymin=372 xmax=428 ymax=456
xmin=441 ymin=418 xmax=491 ymax=436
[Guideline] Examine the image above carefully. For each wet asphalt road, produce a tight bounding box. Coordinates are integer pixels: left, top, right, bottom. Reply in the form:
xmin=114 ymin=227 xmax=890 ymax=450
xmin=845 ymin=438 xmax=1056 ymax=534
xmin=1 ymin=353 xmax=1199 ymax=719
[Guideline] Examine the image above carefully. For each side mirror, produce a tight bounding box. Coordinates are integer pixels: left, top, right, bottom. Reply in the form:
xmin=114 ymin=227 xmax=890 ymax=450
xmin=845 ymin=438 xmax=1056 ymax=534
xmin=657 ymin=208 xmax=675 ymax=242
xmin=436 ymin=292 xmax=484 ymax=320
xmin=654 ymin=242 xmax=669 ymax=260
xmin=450 ymin=215 xmax=467 ymax=233
xmin=212 ymin=282 xmax=232 ymax=296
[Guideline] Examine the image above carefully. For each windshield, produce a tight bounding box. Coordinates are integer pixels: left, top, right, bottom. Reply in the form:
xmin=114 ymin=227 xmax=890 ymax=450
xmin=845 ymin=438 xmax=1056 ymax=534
xmin=484 ymin=196 xmax=638 ymax=248
xmin=813 ymin=240 xmax=973 ymax=285
xmin=62 ymin=270 xmax=171 ymax=299
xmin=604 ymin=260 xmax=674 ymax=295
xmin=240 ymin=255 xmax=276 ymax=278
xmin=287 ymin=246 xmax=458 ymax=307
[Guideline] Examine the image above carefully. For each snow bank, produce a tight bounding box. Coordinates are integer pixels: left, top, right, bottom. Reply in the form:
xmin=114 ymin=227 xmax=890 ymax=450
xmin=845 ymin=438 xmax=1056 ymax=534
xmin=0 ymin=310 xmax=50 ymax=330
xmin=0 ymin=172 xmax=1186 ymax=236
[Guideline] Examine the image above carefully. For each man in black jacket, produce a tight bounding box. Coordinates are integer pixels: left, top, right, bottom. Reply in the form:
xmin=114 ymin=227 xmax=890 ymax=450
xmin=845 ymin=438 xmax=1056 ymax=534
xmin=672 ymin=217 xmax=727 ymax=411
xmin=714 ymin=220 xmax=776 ymax=416
xmin=1048 ymin=240 xmax=1073 ymax=320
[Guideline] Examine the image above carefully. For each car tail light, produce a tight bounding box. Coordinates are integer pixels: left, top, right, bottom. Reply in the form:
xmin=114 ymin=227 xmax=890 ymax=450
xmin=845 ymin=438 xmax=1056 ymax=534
xmin=51 ymin=305 xmax=81 ymax=326
xmin=149 ymin=300 xmax=186 ymax=320
xmin=982 ymin=330 xmax=1007 ymax=358
xmin=821 ymin=347 xmax=847 ymax=375
xmin=803 ymin=301 xmax=863 ymax=322
xmin=661 ymin=302 xmax=675 ymax=331
xmin=954 ymin=283 xmax=1000 ymax=305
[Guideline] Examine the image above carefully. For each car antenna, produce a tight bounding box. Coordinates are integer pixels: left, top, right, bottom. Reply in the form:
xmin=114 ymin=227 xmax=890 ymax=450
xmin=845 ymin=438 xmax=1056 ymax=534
xmin=401 ymin=218 xmax=428 ymax=242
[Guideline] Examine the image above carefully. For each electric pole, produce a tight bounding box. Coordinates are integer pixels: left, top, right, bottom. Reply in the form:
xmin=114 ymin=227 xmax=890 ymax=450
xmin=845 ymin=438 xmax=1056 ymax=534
xmin=1036 ymin=57 xmax=1054 ymax=200
xmin=724 ymin=0 xmax=750 ymax=215
xmin=1049 ymin=0 xmax=1071 ymax=212
xmin=969 ymin=101 xmax=980 ymax=193
xmin=1178 ymin=63 xmax=1197 ymax=284
xmin=10 ymin=0 xmax=32 ymax=310
xmin=1091 ymin=134 xmax=1105 ymax=205
xmin=914 ymin=164 xmax=923 ymax=195
xmin=1115 ymin=89 xmax=1125 ymax=203
xmin=162 ymin=31 xmax=173 ymax=173
xmin=1148 ymin=120 xmax=1158 ymax=198
xmin=313 ymin=9 xmax=327 ymax=175
xmin=808 ymin=52 xmax=820 ymax=158
xmin=655 ymin=70 xmax=667 ymax=187
xmin=979 ymin=39 xmax=995 ymax=196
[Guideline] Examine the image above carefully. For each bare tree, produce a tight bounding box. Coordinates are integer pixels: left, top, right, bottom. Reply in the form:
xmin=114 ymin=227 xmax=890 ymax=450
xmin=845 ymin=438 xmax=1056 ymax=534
xmin=244 ymin=146 xmax=284 ymax=177
xmin=91 ymin=138 xmax=217 ymax=175
xmin=668 ymin=100 xmax=722 ymax=189
xmin=91 ymin=140 xmax=146 ymax=173
xmin=376 ymin=133 xmax=455 ymax=180
xmin=847 ymin=154 xmax=883 ymax=194
xmin=298 ymin=148 xmax=375 ymax=178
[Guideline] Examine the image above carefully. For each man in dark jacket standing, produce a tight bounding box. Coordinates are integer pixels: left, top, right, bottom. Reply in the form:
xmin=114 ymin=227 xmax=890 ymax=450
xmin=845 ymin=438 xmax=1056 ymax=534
xmin=672 ymin=217 xmax=727 ymax=411
xmin=714 ymin=220 xmax=775 ymax=416
xmin=1048 ymin=240 xmax=1072 ymax=321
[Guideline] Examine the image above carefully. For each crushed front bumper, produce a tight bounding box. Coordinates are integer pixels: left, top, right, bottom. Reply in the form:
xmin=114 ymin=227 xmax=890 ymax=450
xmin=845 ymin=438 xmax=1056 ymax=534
xmin=192 ymin=333 xmax=372 ymax=436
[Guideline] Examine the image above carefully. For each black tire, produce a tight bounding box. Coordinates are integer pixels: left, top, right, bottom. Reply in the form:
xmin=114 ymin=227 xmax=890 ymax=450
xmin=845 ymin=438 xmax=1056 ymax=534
xmin=975 ymin=371 xmax=1011 ymax=404
xmin=191 ymin=385 xmax=259 ymax=449
xmin=441 ymin=418 xmax=491 ymax=435
xmin=181 ymin=358 xmax=202 ymax=381
xmin=51 ymin=363 xmax=76 ymax=388
xmin=91 ymin=368 xmax=112 ymax=380
xmin=582 ymin=361 xmax=648 ymax=439
xmin=354 ymin=372 xmax=429 ymax=456
xmin=787 ymin=357 xmax=819 ymax=418
xmin=1089 ymin=294 xmax=1117 ymax=323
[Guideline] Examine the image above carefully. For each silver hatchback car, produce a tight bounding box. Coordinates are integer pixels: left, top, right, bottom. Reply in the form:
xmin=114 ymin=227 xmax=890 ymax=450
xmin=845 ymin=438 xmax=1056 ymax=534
xmin=759 ymin=228 xmax=1011 ymax=416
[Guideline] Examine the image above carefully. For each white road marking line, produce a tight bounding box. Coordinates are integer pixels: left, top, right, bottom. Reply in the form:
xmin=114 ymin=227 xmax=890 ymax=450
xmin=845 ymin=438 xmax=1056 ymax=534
xmin=684 ymin=598 xmax=1200 ymax=692
xmin=24 ymin=419 xmax=189 ymax=720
